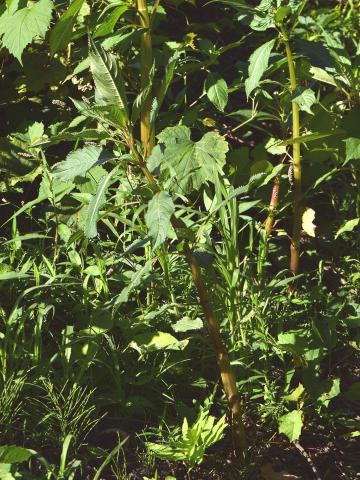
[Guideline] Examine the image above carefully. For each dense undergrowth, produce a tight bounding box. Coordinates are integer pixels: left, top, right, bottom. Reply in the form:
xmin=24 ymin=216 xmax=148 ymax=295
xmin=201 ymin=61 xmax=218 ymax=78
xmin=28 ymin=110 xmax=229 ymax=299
xmin=0 ymin=0 xmax=359 ymax=478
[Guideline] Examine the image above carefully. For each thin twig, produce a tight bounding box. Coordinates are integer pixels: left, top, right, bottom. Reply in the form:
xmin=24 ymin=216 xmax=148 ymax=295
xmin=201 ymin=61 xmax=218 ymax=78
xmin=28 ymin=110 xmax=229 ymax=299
xmin=294 ymin=441 xmax=322 ymax=480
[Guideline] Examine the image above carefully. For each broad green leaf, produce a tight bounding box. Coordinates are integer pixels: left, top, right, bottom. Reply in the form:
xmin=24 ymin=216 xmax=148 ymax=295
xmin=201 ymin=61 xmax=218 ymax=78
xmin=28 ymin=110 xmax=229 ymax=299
xmin=84 ymin=166 xmax=118 ymax=238
xmin=283 ymin=383 xmax=304 ymax=402
xmin=275 ymin=5 xmax=291 ymax=22
xmin=0 ymin=0 xmax=53 ymax=63
xmin=250 ymin=0 xmax=276 ymax=31
xmin=89 ymin=37 xmax=128 ymax=126
xmin=278 ymin=410 xmax=303 ymax=442
xmin=335 ymin=218 xmax=359 ymax=239
xmin=344 ymin=137 xmax=360 ymax=162
xmin=245 ymin=39 xmax=275 ymax=98
xmin=157 ymin=126 xmax=228 ymax=193
xmin=310 ymin=66 xmax=337 ymax=86
xmin=205 ymin=72 xmax=228 ymax=112
xmin=131 ymin=331 xmax=187 ymax=351
xmin=52 ymin=146 xmax=111 ymax=182
xmin=0 ymin=445 xmax=34 ymax=463
xmin=70 ymin=98 xmax=125 ymax=129
xmin=172 ymin=317 xmax=203 ymax=333
xmin=145 ymin=191 xmax=175 ymax=249
xmin=265 ymin=137 xmax=287 ymax=155
xmin=49 ymin=0 xmax=86 ymax=55
xmin=157 ymin=125 xmax=190 ymax=145
xmin=27 ymin=122 xmax=44 ymax=144
xmin=292 ymin=87 xmax=316 ymax=114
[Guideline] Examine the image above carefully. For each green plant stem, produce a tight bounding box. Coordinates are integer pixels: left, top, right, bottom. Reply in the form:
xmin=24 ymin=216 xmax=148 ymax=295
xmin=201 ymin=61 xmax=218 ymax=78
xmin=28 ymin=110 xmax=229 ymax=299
xmin=137 ymin=0 xmax=155 ymax=157
xmin=134 ymin=2 xmax=246 ymax=455
xmin=281 ymin=27 xmax=302 ymax=275
xmin=139 ymin=161 xmax=246 ymax=457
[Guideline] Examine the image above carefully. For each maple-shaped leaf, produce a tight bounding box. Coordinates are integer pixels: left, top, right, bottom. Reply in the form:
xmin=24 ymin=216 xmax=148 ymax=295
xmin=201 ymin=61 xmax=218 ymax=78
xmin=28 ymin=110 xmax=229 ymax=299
xmin=152 ymin=126 xmax=228 ymax=194
xmin=0 ymin=0 xmax=53 ymax=64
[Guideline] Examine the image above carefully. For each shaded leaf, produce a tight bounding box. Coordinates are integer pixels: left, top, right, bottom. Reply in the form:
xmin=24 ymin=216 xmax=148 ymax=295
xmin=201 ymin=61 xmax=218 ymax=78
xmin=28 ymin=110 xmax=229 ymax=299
xmin=0 ymin=445 xmax=34 ymax=463
xmin=145 ymin=191 xmax=175 ymax=249
xmin=85 ymin=166 xmax=118 ymax=238
xmin=344 ymin=137 xmax=360 ymax=162
xmin=205 ymin=72 xmax=228 ymax=111
xmin=50 ymin=0 xmax=86 ymax=55
xmin=157 ymin=126 xmax=228 ymax=193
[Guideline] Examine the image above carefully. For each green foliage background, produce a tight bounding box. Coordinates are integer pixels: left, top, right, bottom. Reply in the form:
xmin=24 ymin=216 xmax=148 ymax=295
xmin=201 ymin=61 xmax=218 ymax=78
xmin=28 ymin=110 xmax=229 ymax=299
xmin=0 ymin=0 xmax=359 ymax=478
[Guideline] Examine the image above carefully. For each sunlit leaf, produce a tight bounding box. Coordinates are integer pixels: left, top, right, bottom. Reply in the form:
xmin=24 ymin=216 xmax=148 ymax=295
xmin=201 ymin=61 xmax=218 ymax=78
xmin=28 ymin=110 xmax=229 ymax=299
xmin=245 ymin=39 xmax=275 ymax=97
xmin=52 ymin=146 xmax=111 ymax=182
xmin=0 ymin=0 xmax=53 ymax=63
xmin=335 ymin=218 xmax=359 ymax=239
xmin=278 ymin=410 xmax=303 ymax=442
xmin=302 ymin=207 xmax=316 ymax=237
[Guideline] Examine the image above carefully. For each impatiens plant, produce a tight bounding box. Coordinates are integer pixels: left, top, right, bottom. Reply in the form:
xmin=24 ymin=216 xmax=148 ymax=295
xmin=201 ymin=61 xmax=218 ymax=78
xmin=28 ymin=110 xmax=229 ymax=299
xmin=0 ymin=0 xmax=359 ymax=477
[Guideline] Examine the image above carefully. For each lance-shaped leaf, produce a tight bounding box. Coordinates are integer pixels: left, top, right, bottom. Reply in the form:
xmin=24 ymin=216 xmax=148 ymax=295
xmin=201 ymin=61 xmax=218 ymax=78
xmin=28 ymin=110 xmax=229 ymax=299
xmin=0 ymin=0 xmax=53 ymax=63
xmin=52 ymin=145 xmax=111 ymax=182
xmin=49 ymin=0 xmax=86 ymax=55
xmin=205 ymin=72 xmax=228 ymax=112
xmin=160 ymin=127 xmax=228 ymax=194
xmin=245 ymin=39 xmax=275 ymax=98
xmin=114 ymin=261 xmax=153 ymax=307
xmin=145 ymin=191 xmax=175 ymax=249
xmin=93 ymin=5 xmax=128 ymax=39
xmin=153 ymin=53 xmax=179 ymax=120
xmin=85 ymin=166 xmax=118 ymax=238
xmin=131 ymin=62 xmax=155 ymax=123
xmin=89 ymin=37 xmax=128 ymax=126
